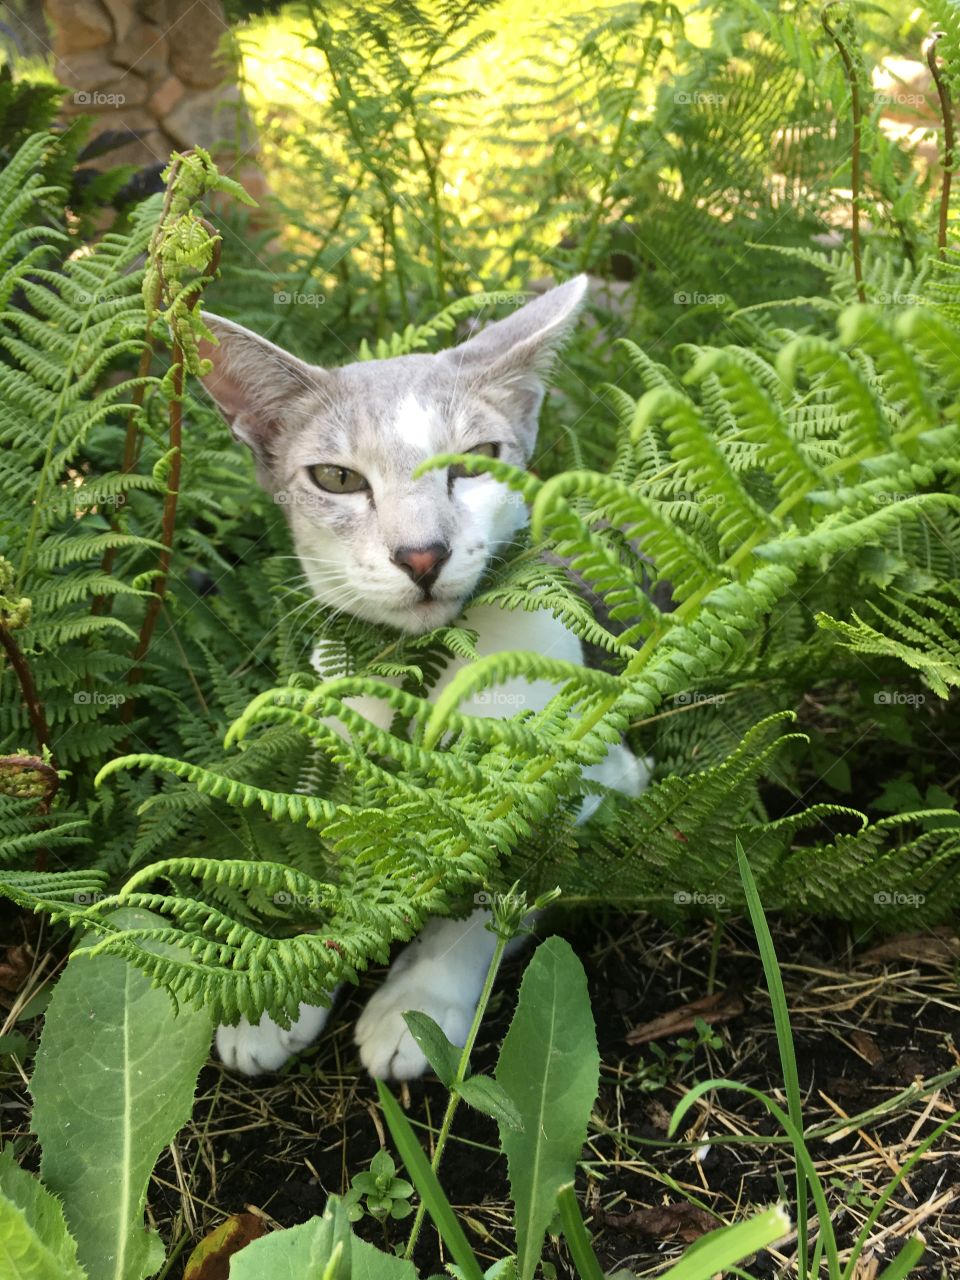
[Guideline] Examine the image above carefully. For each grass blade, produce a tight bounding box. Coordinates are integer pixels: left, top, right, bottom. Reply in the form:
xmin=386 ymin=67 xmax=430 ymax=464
xmin=657 ymin=1204 xmax=790 ymax=1279
xmin=556 ymin=1184 xmax=603 ymax=1280
xmin=376 ymin=1081 xmax=484 ymax=1280
xmin=736 ymin=837 xmax=828 ymax=1275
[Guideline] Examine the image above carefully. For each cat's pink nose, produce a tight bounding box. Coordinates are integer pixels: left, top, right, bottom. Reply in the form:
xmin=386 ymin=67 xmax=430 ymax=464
xmin=392 ymin=543 xmax=451 ymax=592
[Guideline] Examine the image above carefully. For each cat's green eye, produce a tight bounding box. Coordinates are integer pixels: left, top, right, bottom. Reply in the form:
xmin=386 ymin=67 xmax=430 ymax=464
xmin=449 ymin=442 xmax=500 ymax=481
xmin=308 ymin=463 xmax=370 ymax=494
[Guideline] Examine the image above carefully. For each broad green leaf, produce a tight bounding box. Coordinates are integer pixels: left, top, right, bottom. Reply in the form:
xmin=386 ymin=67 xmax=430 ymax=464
xmin=494 ymin=936 xmax=599 ymax=1280
xmin=228 ymin=1214 xmax=344 ymax=1280
xmin=456 ymin=1075 xmax=523 ymax=1131
xmin=0 ymin=1148 xmax=86 ymax=1280
xmin=228 ymin=1197 xmax=415 ymax=1280
xmin=31 ymin=910 xmax=213 ymax=1280
xmin=402 ymin=1012 xmax=460 ymax=1086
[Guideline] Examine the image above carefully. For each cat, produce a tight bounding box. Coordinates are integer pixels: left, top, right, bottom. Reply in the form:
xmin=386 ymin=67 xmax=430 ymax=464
xmin=197 ymin=275 xmax=650 ymax=1079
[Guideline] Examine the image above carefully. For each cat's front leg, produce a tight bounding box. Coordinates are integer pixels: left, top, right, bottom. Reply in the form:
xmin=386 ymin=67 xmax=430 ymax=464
xmin=216 ymin=999 xmax=336 ymax=1075
xmin=355 ymin=911 xmax=509 ymax=1078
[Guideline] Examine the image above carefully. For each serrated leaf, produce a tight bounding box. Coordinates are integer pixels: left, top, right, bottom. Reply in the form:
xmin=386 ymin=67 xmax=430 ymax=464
xmin=456 ymin=1076 xmax=524 ymax=1131
xmin=402 ymin=1011 xmax=460 ymax=1086
xmin=0 ymin=1147 xmax=86 ymax=1280
xmin=495 ymin=937 xmax=599 ymax=1280
xmin=31 ymin=910 xmax=213 ymax=1280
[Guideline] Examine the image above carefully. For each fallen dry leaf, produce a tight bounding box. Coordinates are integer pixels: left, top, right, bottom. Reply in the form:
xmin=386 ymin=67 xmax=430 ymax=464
xmin=599 ymin=1202 xmax=721 ymax=1243
xmin=857 ymin=929 xmax=960 ymax=968
xmin=183 ymin=1213 xmax=268 ymax=1280
xmin=626 ymin=989 xmax=743 ymax=1045
xmin=0 ymin=944 xmax=33 ymax=994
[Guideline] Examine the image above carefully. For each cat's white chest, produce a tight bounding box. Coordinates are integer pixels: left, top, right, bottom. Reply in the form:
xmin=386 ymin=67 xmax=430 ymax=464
xmin=313 ymin=604 xmax=584 ymax=733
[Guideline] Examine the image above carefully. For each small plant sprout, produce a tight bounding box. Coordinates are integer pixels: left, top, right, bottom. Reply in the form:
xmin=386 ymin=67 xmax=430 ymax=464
xmin=342 ymin=1150 xmax=414 ymax=1226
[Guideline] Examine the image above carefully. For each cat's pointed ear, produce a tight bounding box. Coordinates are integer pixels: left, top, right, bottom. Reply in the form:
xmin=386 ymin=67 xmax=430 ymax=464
xmin=448 ymin=275 xmax=589 ymax=446
xmin=197 ymin=313 xmax=321 ymax=456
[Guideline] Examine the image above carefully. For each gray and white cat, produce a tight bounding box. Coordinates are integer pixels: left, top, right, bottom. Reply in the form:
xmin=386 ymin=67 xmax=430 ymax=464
xmin=198 ymin=275 xmax=649 ymax=1079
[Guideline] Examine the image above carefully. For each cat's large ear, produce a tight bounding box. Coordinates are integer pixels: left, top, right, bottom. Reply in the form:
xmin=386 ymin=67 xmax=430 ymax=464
xmin=447 ymin=274 xmax=589 ymax=447
xmin=197 ymin=313 xmax=322 ymax=457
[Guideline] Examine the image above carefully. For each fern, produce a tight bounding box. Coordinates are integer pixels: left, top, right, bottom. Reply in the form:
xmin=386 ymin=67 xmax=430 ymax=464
xmin=3 ymin=6 xmax=960 ymax=1026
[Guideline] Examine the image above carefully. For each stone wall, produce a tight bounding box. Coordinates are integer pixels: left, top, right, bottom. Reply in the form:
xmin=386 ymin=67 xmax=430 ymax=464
xmin=43 ymin=0 xmax=259 ymax=184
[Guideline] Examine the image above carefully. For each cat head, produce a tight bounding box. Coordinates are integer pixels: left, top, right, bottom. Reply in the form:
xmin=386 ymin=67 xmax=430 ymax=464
xmin=198 ymin=276 xmax=587 ymax=633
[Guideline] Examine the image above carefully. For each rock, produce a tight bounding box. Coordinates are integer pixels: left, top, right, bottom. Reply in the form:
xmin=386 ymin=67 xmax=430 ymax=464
xmin=163 ymin=83 xmax=253 ymax=151
xmin=82 ymin=109 xmax=165 ymax=169
xmin=102 ymin=0 xmax=135 ymax=44
xmin=56 ymin=48 xmax=125 ymax=89
xmin=59 ymin=58 xmax=150 ymax=109
xmin=45 ymin=0 xmax=112 ymax=53
xmin=148 ymin=74 xmax=184 ymax=119
xmin=166 ymin=0 xmax=231 ymax=88
xmin=111 ymin=23 xmax=168 ymax=76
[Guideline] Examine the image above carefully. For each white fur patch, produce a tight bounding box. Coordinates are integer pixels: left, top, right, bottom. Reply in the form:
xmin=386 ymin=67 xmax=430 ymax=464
xmin=392 ymin=393 xmax=434 ymax=452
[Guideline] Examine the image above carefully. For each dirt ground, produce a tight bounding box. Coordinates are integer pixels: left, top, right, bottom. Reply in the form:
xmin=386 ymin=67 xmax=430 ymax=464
xmin=2 ymin=908 xmax=958 ymax=1279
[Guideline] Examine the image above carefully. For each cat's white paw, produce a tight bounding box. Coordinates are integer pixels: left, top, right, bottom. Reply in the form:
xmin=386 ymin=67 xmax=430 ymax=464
xmin=216 ymin=1001 xmax=331 ymax=1076
xmin=355 ymin=964 xmax=475 ymax=1079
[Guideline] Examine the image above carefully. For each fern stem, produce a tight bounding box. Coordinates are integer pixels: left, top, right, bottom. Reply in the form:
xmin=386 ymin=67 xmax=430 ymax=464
xmin=927 ymin=31 xmax=955 ymax=260
xmin=91 ymin=326 xmax=157 ymax=618
xmin=0 ymin=624 xmax=51 ymax=760
xmin=124 ymin=185 xmax=221 ymax=714
xmin=822 ymin=7 xmax=865 ymax=302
